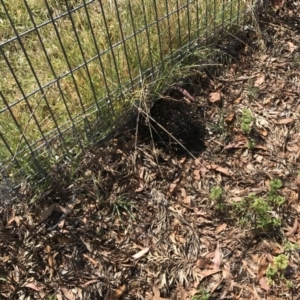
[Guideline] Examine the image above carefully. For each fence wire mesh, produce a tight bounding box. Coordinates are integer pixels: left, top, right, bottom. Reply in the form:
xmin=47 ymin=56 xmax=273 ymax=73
xmin=0 ymin=0 xmax=254 ymax=196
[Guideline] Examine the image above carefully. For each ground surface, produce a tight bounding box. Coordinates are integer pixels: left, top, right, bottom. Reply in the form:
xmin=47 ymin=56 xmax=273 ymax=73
xmin=1 ymin=2 xmax=300 ymax=299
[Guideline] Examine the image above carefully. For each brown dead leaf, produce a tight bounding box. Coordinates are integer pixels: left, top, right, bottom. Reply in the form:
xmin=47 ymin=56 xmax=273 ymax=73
xmin=207 ymin=164 xmax=232 ymax=176
xmin=152 ymin=285 xmax=170 ymax=300
xmin=139 ymin=166 xmax=145 ymax=179
xmin=61 ymin=287 xmax=75 ymax=300
xmin=287 ymin=41 xmax=297 ymax=53
xmin=257 ymin=254 xmax=268 ymax=280
xmin=224 ymin=141 xmax=245 ymax=150
xmin=211 ymin=279 xmax=224 ymax=296
xmin=200 ymin=166 xmax=208 ymax=175
xmin=196 ymin=258 xmax=211 ymax=269
xmin=260 ymin=54 xmax=269 ymax=61
xmin=23 ymin=282 xmax=43 ymax=292
xmin=180 ymin=188 xmax=187 ymax=198
xmin=213 ymin=242 xmax=221 ymax=271
xmin=183 ymin=195 xmax=191 ymax=205
xmin=286 ymin=144 xmax=299 ymax=153
xmin=242 ymin=259 xmax=256 ymax=278
xmin=198 ymin=268 xmax=221 ymax=280
xmin=55 ymin=204 xmax=69 ymax=214
xmin=81 ymin=279 xmax=99 ymax=289
xmin=106 ymin=284 xmax=126 ymax=300
xmin=173 ymin=86 xmax=196 ymax=102
xmin=209 ymin=91 xmax=222 ymax=103
xmin=257 ymin=128 xmax=268 ymax=137
xmin=254 ymin=145 xmax=268 ymax=151
xmin=222 ymin=263 xmax=232 ymax=282
xmin=234 ymin=96 xmax=242 ymax=104
xmin=259 ymin=277 xmax=270 ymax=292
xmin=135 ymin=180 xmax=145 ymax=193
xmin=216 ymin=223 xmax=227 ymax=234
xmin=83 ymin=254 xmax=98 ymax=266
xmin=48 ymin=253 xmax=55 ymax=280
xmin=169 ymin=178 xmax=180 ymax=193
xmin=270 ymin=0 xmax=285 ymax=8
xmin=254 ymin=75 xmax=265 ymax=87
xmin=58 ymin=219 xmax=65 ymax=229
xmin=225 ymin=112 xmax=235 ymax=124
xmin=193 ymin=169 xmax=201 ymax=180
xmin=132 ymin=246 xmax=150 ymax=259
xmin=37 ymin=204 xmax=56 ymax=224
xmin=179 ymin=287 xmax=188 ymax=300
xmin=285 ymin=218 xmax=298 ymax=237
xmin=253 ymin=284 xmax=262 ymax=300
xmin=36 ymin=204 xmax=70 ymax=224
xmin=200 ymin=237 xmax=211 ymax=248
xmin=275 ymin=118 xmax=294 ymax=125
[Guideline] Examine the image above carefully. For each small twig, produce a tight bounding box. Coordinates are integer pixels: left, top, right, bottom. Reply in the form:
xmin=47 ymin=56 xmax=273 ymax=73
xmin=218 ymin=75 xmax=258 ymax=82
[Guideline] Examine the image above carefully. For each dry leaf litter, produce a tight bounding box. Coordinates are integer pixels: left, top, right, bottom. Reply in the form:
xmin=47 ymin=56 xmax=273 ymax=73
xmin=1 ymin=1 xmax=300 ymax=299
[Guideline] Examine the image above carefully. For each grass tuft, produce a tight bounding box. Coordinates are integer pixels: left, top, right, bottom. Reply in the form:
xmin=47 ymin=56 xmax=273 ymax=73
xmin=0 ymin=0 xmax=250 ymax=180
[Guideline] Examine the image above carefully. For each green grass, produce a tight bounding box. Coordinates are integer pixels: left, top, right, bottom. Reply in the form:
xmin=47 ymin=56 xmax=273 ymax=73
xmin=232 ymin=179 xmax=285 ymax=232
xmin=0 ymin=0 xmax=251 ymax=178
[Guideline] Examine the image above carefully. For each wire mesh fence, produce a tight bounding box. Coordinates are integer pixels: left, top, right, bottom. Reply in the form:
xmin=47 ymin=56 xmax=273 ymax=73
xmin=0 ymin=0 xmax=254 ymax=197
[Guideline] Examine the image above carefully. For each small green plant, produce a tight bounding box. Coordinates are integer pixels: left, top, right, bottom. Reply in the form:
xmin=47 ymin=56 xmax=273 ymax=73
xmin=210 ymin=186 xmax=226 ymax=211
xmin=191 ymin=287 xmax=211 ymax=300
xmin=266 ymin=254 xmax=289 ymax=285
xmin=210 ymin=186 xmax=223 ymax=201
xmin=112 ymin=197 xmax=136 ymax=221
xmin=240 ymin=108 xmax=254 ymax=134
xmin=247 ymin=139 xmax=256 ymax=149
xmin=268 ymin=178 xmax=285 ymax=206
xmin=246 ymin=85 xmax=259 ymax=99
xmin=252 ymin=196 xmax=281 ymax=229
xmin=232 ymin=179 xmax=285 ymax=231
xmin=283 ymin=240 xmax=300 ymax=252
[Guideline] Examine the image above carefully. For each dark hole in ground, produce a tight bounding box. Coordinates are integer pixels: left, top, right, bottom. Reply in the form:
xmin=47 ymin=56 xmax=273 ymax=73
xmin=140 ymin=98 xmax=206 ymax=155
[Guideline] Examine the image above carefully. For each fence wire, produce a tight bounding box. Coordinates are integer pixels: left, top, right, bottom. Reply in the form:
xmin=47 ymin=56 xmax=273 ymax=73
xmin=0 ymin=0 xmax=253 ymax=196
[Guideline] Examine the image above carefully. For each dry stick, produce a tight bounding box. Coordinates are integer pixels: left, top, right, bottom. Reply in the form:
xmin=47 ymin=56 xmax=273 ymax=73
xmin=12 ymin=83 xmax=55 ymax=163
xmin=218 ymin=75 xmax=258 ymax=82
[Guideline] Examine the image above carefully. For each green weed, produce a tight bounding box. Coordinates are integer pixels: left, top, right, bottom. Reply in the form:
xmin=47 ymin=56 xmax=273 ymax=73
xmin=247 ymin=139 xmax=256 ymax=149
xmin=191 ymin=287 xmax=211 ymax=300
xmin=266 ymin=254 xmax=289 ymax=285
xmin=210 ymin=186 xmax=223 ymax=201
xmin=284 ymin=240 xmax=300 ymax=252
xmin=210 ymin=185 xmax=226 ymax=212
xmin=246 ymin=85 xmax=259 ymax=99
xmin=232 ymin=179 xmax=285 ymax=231
xmin=268 ymin=178 xmax=285 ymax=206
xmin=240 ymin=108 xmax=254 ymax=135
